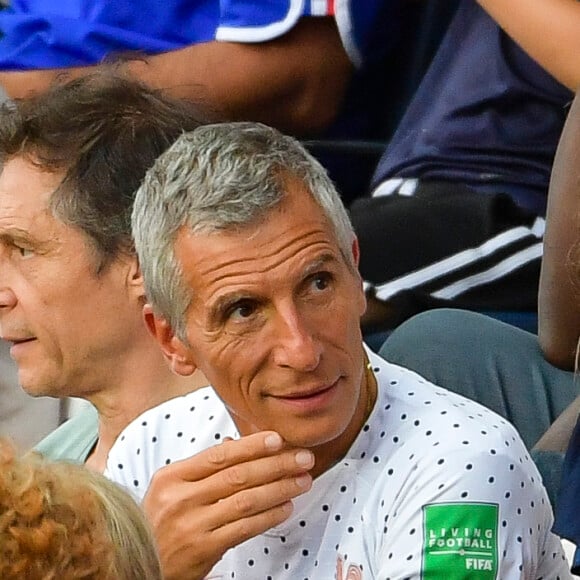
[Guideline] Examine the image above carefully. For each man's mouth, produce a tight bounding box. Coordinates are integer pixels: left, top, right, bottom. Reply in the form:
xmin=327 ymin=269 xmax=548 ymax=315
xmin=280 ymin=382 xmax=337 ymax=399
xmin=271 ymin=379 xmax=341 ymax=412
xmin=7 ymin=337 xmax=35 ymax=345
xmin=6 ymin=337 xmax=37 ymax=356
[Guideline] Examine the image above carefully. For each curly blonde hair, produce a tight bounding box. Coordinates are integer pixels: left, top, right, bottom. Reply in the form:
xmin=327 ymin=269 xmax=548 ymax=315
xmin=0 ymin=439 xmax=161 ymax=579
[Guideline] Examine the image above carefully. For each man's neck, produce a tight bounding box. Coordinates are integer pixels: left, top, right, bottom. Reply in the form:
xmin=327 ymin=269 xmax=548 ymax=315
xmin=84 ymin=359 xmax=208 ymax=472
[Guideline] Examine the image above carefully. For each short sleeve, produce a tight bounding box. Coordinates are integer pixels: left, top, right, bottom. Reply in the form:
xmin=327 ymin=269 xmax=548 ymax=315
xmin=216 ymin=0 xmax=303 ymax=42
xmin=375 ymin=446 xmax=570 ymax=579
xmin=217 ymin=0 xmax=400 ymax=67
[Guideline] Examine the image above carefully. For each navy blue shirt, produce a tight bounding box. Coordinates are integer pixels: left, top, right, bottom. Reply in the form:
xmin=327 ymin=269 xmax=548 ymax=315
xmin=372 ymin=0 xmax=572 ymax=215
xmin=554 ymin=419 xmax=580 ymax=574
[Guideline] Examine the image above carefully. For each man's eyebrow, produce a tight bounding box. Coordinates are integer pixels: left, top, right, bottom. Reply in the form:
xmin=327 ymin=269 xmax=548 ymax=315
xmin=0 ymin=228 xmax=51 ymax=253
xmin=206 ymin=254 xmax=339 ymax=322
xmin=0 ymin=228 xmax=35 ymax=244
xmin=208 ymin=292 xmax=256 ymax=322
xmin=302 ymin=253 xmax=338 ymax=277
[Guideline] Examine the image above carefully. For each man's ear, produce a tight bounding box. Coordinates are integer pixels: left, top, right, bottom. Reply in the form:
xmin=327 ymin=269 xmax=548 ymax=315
xmin=351 ymin=236 xmax=367 ymax=316
xmin=351 ymin=236 xmax=360 ymax=268
xmin=143 ymin=304 xmax=197 ymax=376
xmin=126 ymin=257 xmax=146 ymax=300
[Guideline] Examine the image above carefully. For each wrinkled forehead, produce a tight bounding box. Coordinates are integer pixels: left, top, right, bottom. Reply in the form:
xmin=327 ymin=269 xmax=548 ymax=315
xmin=1 ymin=153 xmax=66 ymax=195
xmin=174 ymin=202 xmax=342 ymax=290
xmin=0 ymin=159 xmax=62 ymax=223
xmin=0 ymin=156 xmax=106 ymax=263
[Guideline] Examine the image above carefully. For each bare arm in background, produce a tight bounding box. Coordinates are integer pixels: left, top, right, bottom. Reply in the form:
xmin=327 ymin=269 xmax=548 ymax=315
xmin=0 ymin=17 xmax=352 ymax=136
xmin=538 ymin=93 xmax=580 ymax=371
xmin=477 ymin=0 xmax=580 ymax=91
xmin=533 ymin=92 xmax=580 ymax=452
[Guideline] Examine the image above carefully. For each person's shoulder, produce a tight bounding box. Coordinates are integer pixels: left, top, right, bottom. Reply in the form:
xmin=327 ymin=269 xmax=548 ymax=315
xmin=117 ymin=386 xmax=223 ymax=439
xmin=109 ymin=386 xmax=235 ymax=468
xmin=377 ymin=369 xmax=538 ymax=490
xmin=369 ymin=369 xmax=545 ymax=512
xmin=34 ymin=404 xmax=99 ymax=463
xmin=372 ymin=349 xmax=525 ymax=456
xmin=106 ymin=387 xmax=237 ymax=500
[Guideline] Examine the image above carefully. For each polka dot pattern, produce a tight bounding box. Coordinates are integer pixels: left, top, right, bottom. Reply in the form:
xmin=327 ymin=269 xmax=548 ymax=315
xmin=106 ymin=349 xmax=570 ymax=579
xmin=106 ymin=387 xmax=237 ymax=499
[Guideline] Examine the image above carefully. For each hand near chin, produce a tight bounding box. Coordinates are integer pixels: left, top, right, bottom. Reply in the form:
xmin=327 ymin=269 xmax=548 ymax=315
xmin=142 ymin=431 xmax=314 ymax=580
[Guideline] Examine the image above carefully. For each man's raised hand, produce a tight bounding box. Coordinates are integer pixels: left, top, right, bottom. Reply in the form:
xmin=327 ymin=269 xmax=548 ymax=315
xmin=142 ymin=431 xmax=314 ymax=580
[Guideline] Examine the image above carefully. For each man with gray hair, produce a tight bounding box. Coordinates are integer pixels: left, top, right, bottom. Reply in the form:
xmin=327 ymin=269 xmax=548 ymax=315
xmin=106 ymin=122 xmax=571 ymax=579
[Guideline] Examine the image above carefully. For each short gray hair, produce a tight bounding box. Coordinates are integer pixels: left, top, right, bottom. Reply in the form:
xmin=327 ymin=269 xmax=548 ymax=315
xmin=132 ymin=122 xmax=355 ymax=341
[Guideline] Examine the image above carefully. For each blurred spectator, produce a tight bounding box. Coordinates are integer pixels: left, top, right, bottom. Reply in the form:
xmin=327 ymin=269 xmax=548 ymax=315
xmin=0 ymin=75 xmax=64 ymax=450
xmin=0 ymin=438 xmax=162 ymax=580
xmin=542 ymin=90 xmax=580 ymax=574
xmin=0 ymin=71 xmax=209 ymax=470
xmin=352 ymin=0 xmax=577 ymax=331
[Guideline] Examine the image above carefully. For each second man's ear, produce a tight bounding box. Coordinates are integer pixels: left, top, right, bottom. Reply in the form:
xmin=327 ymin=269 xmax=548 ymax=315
xmin=351 ymin=236 xmax=360 ymax=268
xmin=142 ymin=304 xmax=197 ymax=376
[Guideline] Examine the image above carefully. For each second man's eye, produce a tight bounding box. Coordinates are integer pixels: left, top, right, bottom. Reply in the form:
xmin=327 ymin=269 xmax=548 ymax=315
xmin=229 ymin=299 xmax=257 ymax=321
xmin=311 ymin=272 xmax=332 ymax=291
xmin=16 ymin=244 xmax=34 ymax=258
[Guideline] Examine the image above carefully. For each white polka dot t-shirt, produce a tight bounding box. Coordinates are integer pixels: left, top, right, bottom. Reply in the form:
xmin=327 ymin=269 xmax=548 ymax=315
xmin=106 ymin=347 xmax=571 ymax=579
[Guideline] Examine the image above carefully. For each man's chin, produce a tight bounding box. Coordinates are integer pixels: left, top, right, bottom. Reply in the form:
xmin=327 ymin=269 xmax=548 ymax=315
xmin=18 ymin=373 xmax=58 ymax=399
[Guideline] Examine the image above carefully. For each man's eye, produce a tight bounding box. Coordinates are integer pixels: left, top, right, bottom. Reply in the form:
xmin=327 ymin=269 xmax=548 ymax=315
xmin=311 ymin=272 xmax=332 ymax=291
xmin=15 ymin=245 xmax=34 ymax=258
xmin=229 ymin=300 xmax=257 ymax=321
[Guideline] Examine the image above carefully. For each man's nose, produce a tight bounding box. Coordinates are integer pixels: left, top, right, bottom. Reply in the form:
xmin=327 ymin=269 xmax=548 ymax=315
xmin=0 ymin=283 xmax=17 ymax=311
xmin=271 ymin=307 xmax=322 ymax=371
